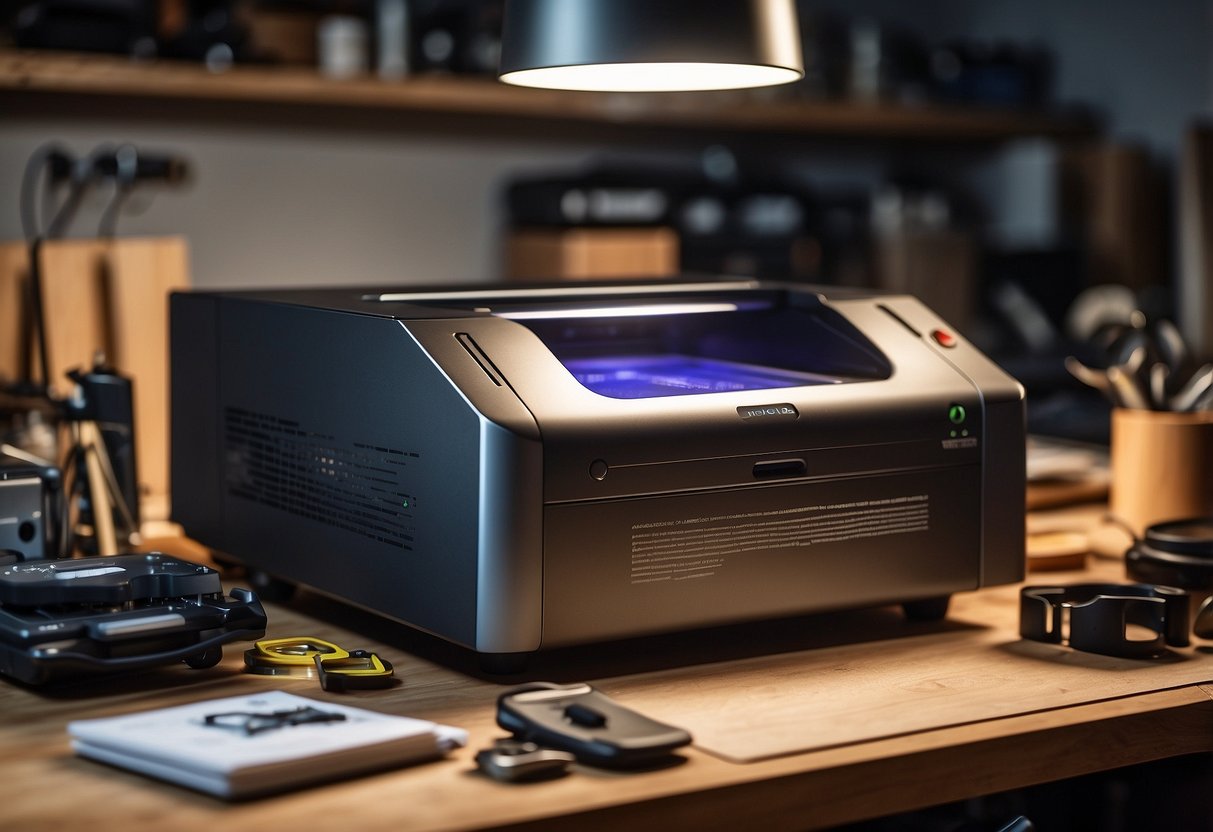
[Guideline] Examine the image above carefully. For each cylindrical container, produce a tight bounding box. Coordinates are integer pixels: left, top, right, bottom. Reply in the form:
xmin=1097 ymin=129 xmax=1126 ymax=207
xmin=318 ymin=16 xmax=369 ymax=79
xmin=376 ymin=0 xmax=410 ymax=79
xmin=1109 ymin=408 xmax=1213 ymax=537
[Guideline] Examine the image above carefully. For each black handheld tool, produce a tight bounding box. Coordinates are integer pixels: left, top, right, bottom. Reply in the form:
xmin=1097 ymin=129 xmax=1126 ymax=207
xmin=496 ymin=682 xmax=691 ymax=768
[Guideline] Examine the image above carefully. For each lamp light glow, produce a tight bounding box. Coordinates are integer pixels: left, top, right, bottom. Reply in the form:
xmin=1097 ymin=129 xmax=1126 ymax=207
xmin=499 ymin=0 xmax=804 ymax=93
xmin=500 ymin=62 xmax=803 ymax=93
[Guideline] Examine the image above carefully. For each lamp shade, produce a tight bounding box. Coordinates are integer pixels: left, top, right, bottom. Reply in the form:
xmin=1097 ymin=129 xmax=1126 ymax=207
xmin=498 ymin=0 xmax=804 ymax=92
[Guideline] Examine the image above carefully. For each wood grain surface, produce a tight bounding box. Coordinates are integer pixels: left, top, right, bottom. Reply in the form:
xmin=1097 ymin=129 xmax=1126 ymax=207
xmin=1 ymin=546 xmax=1211 ymax=832
xmin=610 ymin=558 xmax=1213 ymax=761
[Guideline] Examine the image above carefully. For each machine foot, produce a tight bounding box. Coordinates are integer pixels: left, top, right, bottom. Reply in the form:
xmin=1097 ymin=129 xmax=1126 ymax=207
xmin=479 ymin=652 xmax=532 ymax=675
xmin=902 ymin=595 xmax=951 ymax=622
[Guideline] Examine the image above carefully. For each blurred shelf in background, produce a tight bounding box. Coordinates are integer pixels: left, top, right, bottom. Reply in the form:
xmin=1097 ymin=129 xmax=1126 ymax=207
xmin=0 ymin=49 xmax=1096 ymax=143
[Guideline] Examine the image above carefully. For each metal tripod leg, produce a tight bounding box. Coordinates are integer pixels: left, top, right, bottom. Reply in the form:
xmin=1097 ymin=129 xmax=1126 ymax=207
xmin=73 ymin=420 xmax=141 ymax=556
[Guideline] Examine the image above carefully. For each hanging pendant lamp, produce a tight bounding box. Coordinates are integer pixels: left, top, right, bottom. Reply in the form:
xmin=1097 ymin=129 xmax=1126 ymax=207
xmin=498 ymin=0 xmax=804 ymax=93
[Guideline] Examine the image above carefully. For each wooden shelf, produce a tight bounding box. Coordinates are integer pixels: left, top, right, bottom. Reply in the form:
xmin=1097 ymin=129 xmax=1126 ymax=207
xmin=0 ymin=49 xmax=1096 ymax=142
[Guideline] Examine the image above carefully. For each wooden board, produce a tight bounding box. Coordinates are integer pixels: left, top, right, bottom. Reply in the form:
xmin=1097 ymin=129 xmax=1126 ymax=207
xmin=1061 ymin=142 xmax=1167 ymax=290
xmin=1025 ymin=477 xmax=1109 ymax=510
xmin=0 ymin=236 xmax=190 ymax=519
xmin=605 ymin=562 xmax=1213 ymax=762
xmin=0 ymin=241 xmax=31 ymax=383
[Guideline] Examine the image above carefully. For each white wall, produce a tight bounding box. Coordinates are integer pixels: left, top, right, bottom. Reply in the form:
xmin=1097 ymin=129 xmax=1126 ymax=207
xmin=0 ymin=118 xmax=595 ymax=288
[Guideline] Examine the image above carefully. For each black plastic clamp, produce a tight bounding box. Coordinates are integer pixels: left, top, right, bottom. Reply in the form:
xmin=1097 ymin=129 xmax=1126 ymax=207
xmin=1020 ymin=583 xmax=1190 ymax=659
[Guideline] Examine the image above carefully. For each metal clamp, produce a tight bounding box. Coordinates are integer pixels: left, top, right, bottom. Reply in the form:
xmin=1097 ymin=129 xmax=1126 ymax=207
xmin=1020 ymin=583 xmax=1190 ymax=659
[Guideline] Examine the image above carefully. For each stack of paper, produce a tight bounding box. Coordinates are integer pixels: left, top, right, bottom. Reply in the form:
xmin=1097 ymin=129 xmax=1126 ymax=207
xmin=68 ymin=690 xmax=467 ymax=799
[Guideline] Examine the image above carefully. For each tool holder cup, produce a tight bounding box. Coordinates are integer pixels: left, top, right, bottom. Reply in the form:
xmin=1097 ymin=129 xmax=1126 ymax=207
xmin=1109 ymin=408 xmax=1213 ymax=539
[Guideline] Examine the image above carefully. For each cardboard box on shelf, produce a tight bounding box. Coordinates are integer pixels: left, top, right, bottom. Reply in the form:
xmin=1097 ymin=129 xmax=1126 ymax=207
xmin=505 ymin=227 xmax=679 ymax=281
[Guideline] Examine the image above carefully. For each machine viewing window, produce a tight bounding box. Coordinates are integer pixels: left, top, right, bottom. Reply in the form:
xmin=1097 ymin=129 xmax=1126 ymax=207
xmin=496 ymin=293 xmax=893 ymax=400
xmin=556 ymin=355 xmax=831 ymax=398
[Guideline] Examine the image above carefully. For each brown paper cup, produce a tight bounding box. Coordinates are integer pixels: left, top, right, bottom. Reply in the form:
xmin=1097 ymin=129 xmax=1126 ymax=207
xmin=1109 ymin=408 xmax=1213 ymax=537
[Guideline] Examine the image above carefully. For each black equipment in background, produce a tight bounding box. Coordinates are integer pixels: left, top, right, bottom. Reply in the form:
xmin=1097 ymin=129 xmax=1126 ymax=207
xmin=1 ymin=358 xmax=140 ymax=560
xmin=503 ymin=160 xmax=823 ymax=282
xmin=0 ymin=462 xmax=61 ymax=564
xmin=11 ymin=0 xmax=157 ymax=56
xmin=60 ymin=357 xmax=141 ymax=557
xmin=5 ymin=143 xmax=191 ymax=558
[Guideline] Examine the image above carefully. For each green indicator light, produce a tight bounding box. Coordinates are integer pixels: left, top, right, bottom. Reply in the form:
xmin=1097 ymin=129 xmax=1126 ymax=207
xmin=948 ymin=404 xmax=966 ymax=425
xmin=950 ymin=430 xmax=957 ymax=438
xmin=402 ymin=499 xmax=410 ymax=508
xmin=962 ymin=429 xmax=969 ymax=437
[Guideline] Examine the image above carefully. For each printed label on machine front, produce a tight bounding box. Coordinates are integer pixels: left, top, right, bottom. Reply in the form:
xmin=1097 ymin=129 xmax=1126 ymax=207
xmin=628 ymin=495 xmax=930 ymax=584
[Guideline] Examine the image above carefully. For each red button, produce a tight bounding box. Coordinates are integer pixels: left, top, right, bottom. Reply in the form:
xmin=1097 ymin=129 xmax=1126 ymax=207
xmin=931 ymin=329 xmax=957 ymax=348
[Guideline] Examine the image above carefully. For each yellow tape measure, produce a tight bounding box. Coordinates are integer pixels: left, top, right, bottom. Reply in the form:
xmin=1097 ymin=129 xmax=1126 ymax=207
xmin=244 ymin=637 xmax=395 ymax=690
xmin=243 ymin=637 xmax=348 ymax=677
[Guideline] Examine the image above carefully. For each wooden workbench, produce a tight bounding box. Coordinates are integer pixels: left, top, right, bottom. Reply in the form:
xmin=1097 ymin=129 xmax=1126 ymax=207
xmin=3 ymin=543 xmax=1211 ymax=832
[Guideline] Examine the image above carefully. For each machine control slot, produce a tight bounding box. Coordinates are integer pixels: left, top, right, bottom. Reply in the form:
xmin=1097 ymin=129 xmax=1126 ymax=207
xmin=877 ymin=303 xmax=921 ymax=337
xmin=455 ymin=333 xmax=504 ymax=387
xmin=752 ymin=459 xmax=808 ymax=480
